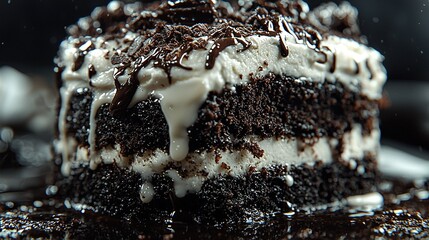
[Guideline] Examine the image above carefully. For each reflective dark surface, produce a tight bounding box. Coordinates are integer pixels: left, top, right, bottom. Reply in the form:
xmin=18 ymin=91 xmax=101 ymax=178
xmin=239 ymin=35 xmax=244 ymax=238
xmin=1 ymin=172 xmax=428 ymax=239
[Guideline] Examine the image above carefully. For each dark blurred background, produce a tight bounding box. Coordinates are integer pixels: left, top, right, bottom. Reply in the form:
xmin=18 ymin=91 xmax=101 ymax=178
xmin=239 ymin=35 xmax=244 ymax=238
xmin=0 ymin=0 xmax=428 ymax=79
xmin=0 ymin=0 xmax=428 ymax=155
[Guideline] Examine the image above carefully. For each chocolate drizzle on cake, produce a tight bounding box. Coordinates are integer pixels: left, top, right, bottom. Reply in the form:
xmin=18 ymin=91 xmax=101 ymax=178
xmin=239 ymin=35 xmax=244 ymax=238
xmin=278 ymin=34 xmax=289 ymax=57
xmin=205 ymin=27 xmax=252 ymax=69
xmin=328 ymin=47 xmax=337 ymax=73
xmin=153 ymin=45 xmax=193 ymax=83
xmin=353 ymin=60 xmax=360 ymax=75
xmin=110 ymin=51 xmax=158 ymax=115
xmin=366 ymin=58 xmax=374 ymax=80
xmin=316 ymin=46 xmax=336 ymax=73
xmin=64 ymin=0 xmax=363 ymax=103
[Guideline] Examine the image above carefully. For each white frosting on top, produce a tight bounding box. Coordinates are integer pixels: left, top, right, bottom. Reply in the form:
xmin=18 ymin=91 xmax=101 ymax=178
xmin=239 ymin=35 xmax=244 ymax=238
xmin=56 ymin=27 xmax=386 ymax=169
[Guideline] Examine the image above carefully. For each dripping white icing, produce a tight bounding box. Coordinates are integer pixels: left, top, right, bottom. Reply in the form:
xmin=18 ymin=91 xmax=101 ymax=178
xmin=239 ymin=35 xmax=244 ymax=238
xmin=139 ymin=182 xmax=155 ymax=203
xmin=166 ymin=170 xmax=204 ymax=198
xmin=285 ymin=175 xmax=294 ymax=187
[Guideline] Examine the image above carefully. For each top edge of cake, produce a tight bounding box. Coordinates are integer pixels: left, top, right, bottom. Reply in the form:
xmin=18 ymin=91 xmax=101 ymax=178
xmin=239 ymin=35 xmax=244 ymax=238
xmin=55 ymin=0 xmax=387 ymax=163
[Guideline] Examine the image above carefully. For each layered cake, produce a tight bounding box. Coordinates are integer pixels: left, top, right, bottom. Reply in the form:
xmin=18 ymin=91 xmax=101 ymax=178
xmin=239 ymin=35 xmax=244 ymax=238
xmin=54 ymin=0 xmax=386 ymax=223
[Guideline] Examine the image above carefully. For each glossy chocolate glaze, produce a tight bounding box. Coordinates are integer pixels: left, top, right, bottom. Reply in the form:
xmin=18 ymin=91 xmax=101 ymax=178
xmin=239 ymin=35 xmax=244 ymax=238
xmin=205 ymin=36 xmax=252 ymax=69
xmin=110 ymin=51 xmax=157 ymax=116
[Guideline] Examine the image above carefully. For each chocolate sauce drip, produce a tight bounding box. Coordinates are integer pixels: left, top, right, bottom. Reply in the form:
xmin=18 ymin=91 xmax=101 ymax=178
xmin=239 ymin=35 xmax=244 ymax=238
xmin=304 ymin=28 xmax=322 ymax=49
xmin=205 ymin=37 xmax=251 ymax=69
xmin=320 ymin=47 xmax=336 ymax=73
xmin=257 ymin=18 xmax=292 ymax=58
xmin=153 ymin=45 xmax=193 ymax=84
xmin=112 ymin=66 xmax=127 ymax=81
xmin=278 ymin=34 xmax=289 ymax=57
xmin=316 ymin=50 xmax=328 ymax=64
xmin=353 ymin=60 xmax=360 ymax=75
xmin=315 ymin=47 xmax=337 ymax=73
xmin=205 ymin=25 xmax=252 ymax=69
xmin=110 ymin=52 xmax=157 ymax=116
xmin=366 ymin=59 xmax=374 ymax=80
xmin=110 ymin=78 xmax=139 ymax=116
xmin=331 ymin=52 xmax=337 ymax=73
xmin=283 ymin=22 xmax=322 ymax=51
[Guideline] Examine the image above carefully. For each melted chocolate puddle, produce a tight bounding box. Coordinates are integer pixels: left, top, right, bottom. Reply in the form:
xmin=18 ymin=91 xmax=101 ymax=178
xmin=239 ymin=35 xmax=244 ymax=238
xmin=1 ymin=174 xmax=428 ymax=239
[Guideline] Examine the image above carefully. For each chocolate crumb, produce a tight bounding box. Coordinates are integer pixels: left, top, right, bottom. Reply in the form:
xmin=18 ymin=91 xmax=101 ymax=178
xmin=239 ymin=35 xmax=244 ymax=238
xmin=221 ymin=162 xmax=230 ymax=170
xmin=72 ymin=52 xmax=85 ymax=72
xmin=215 ymin=154 xmax=222 ymax=164
xmin=88 ymin=64 xmax=97 ymax=79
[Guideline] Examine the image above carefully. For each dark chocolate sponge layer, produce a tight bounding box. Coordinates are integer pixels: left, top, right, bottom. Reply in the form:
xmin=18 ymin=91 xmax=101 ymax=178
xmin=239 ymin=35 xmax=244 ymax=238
xmin=65 ymin=74 xmax=379 ymax=157
xmin=57 ymin=155 xmax=377 ymax=224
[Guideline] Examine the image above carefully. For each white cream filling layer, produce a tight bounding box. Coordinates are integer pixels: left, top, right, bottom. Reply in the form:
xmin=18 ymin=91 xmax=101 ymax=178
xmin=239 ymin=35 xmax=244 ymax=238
xmin=62 ymin=124 xmax=380 ymax=202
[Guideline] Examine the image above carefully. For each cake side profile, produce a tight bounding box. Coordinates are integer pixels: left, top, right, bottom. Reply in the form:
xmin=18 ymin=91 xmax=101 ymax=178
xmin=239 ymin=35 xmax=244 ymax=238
xmin=54 ymin=0 xmax=387 ymax=223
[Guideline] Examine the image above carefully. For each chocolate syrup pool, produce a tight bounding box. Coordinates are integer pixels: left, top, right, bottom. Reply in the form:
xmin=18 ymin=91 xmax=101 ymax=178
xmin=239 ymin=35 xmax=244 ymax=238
xmin=1 ymin=153 xmax=428 ymax=239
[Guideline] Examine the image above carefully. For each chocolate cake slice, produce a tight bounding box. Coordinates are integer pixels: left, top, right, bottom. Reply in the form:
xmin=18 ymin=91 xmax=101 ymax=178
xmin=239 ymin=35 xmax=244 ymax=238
xmin=54 ymin=0 xmax=387 ymax=224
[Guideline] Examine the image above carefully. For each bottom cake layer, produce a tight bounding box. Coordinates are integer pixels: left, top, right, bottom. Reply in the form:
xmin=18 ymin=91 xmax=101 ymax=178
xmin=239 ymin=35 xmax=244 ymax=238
xmin=56 ymin=154 xmax=378 ymax=224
